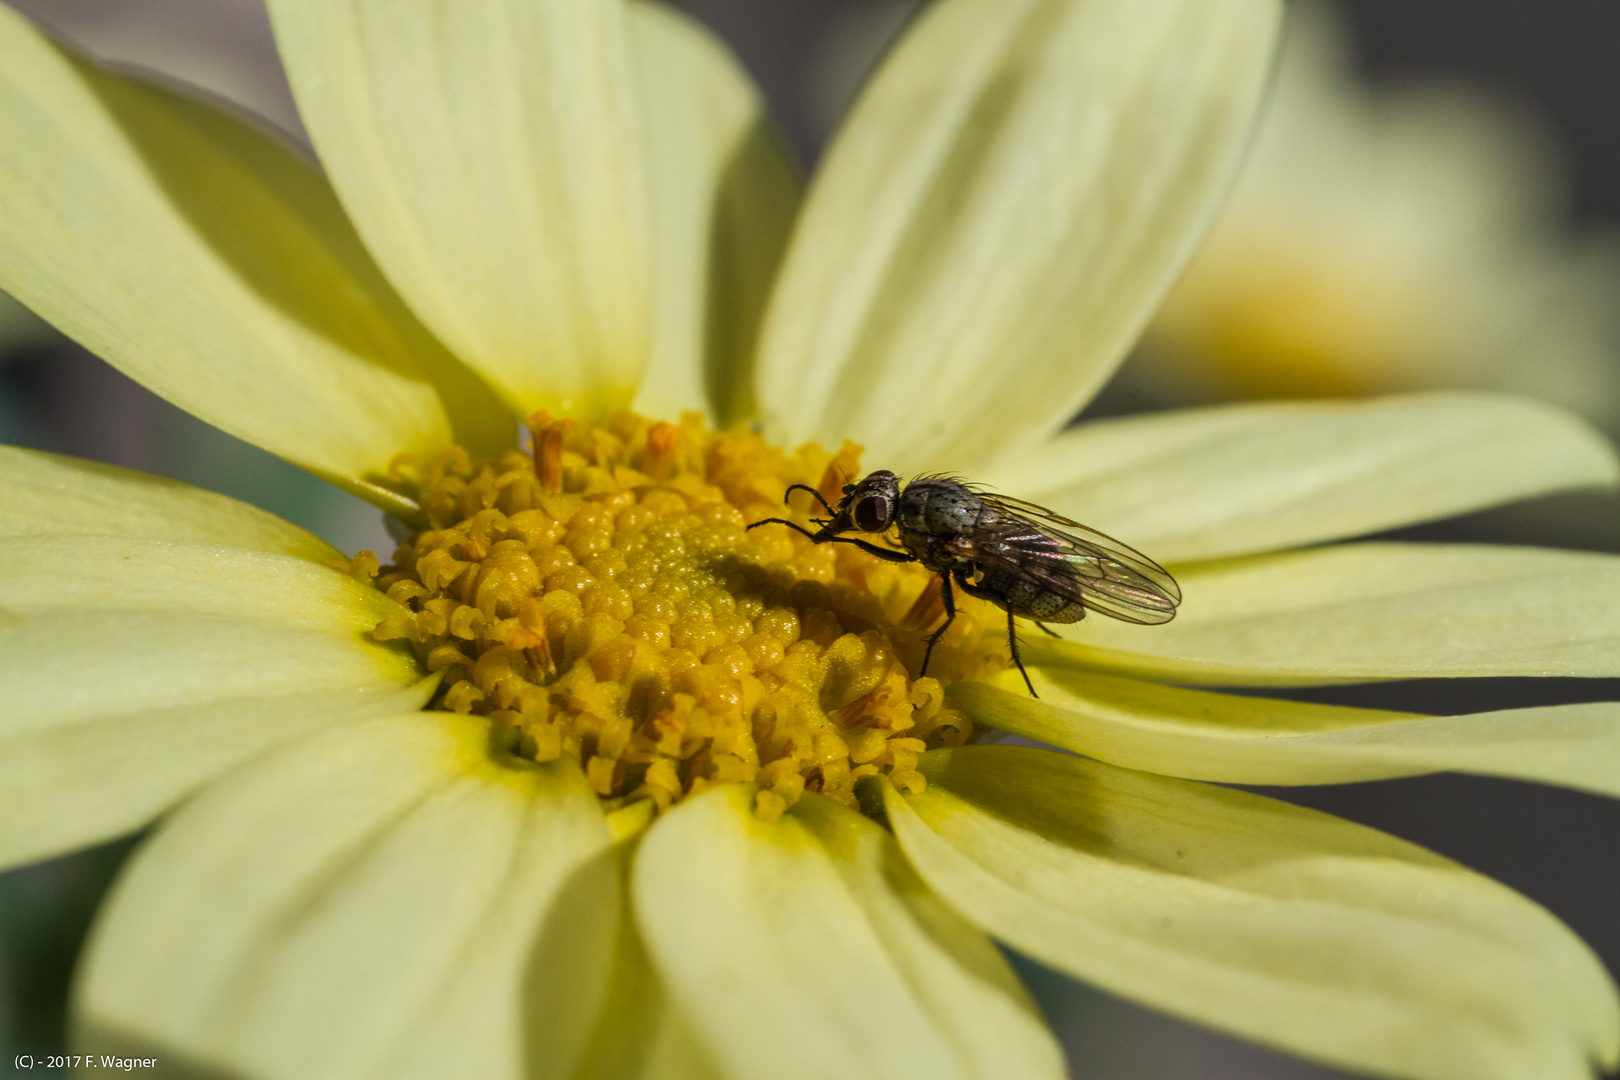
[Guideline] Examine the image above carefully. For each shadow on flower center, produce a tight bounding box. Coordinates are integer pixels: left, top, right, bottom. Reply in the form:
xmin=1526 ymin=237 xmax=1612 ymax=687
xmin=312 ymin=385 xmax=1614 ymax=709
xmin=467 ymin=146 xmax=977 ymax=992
xmin=364 ymin=413 xmax=1006 ymax=821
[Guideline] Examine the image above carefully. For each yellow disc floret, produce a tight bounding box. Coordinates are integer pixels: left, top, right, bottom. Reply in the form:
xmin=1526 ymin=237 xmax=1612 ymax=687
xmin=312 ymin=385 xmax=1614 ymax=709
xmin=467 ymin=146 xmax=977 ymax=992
xmin=368 ymin=413 xmax=1005 ymax=821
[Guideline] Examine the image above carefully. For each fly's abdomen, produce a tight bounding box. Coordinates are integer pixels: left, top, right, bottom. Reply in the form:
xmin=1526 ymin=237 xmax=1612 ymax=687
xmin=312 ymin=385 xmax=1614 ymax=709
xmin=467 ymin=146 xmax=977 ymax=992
xmin=977 ymin=566 xmax=1086 ymax=623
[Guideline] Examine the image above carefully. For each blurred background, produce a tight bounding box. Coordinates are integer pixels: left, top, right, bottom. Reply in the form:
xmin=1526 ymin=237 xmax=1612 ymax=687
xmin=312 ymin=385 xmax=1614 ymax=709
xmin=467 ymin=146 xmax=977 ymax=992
xmin=3 ymin=2 xmax=1620 ymax=1078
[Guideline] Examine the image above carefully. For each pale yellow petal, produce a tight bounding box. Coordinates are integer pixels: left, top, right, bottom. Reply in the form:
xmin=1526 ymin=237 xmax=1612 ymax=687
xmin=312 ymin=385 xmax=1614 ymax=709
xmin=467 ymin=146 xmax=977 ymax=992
xmin=76 ymin=712 xmax=617 ymax=1080
xmin=986 ymin=393 xmax=1619 ymax=563
xmin=574 ymin=816 xmax=726 ymax=1080
xmin=0 ymin=445 xmax=339 ymax=563
xmin=632 ymin=785 xmax=1064 ymax=1080
xmin=626 ymin=0 xmax=800 ymax=428
xmin=1027 ymin=542 xmax=1620 ymax=684
xmin=0 ymin=9 xmax=508 ymax=506
xmin=954 ymin=670 xmax=1620 ymax=796
xmin=887 ymin=746 xmax=1620 ymax=1080
xmin=2 ymin=613 xmax=417 ymax=746
xmin=756 ymin=0 xmax=1281 ymax=474
xmin=268 ymin=0 xmax=649 ymax=420
xmin=0 ymin=611 xmax=424 ymax=869
xmin=581 ymin=944 xmax=722 ymax=1080
xmin=1 ymin=684 xmax=429 ymax=873
xmin=0 ymin=535 xmax=397 ymax=629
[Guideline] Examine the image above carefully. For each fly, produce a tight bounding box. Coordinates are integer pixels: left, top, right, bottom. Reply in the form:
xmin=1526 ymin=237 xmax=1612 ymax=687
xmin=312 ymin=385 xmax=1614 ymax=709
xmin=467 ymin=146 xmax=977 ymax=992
xmin=747 ymin=471 xmax=1181 ymax=696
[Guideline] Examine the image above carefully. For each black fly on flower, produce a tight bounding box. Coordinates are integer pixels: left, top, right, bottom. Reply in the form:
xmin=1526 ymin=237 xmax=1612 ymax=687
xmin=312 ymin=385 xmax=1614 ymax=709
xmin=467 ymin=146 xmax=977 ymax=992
xmin=749 ymin=470 xmax=1181 ymax=695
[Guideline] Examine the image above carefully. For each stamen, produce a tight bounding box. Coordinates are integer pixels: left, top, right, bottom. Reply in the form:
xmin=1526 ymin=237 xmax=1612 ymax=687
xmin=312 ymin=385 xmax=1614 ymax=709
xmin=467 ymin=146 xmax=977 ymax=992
xmin=530 ymin=411 xmax=575 ymax=494
xmin=368 ymin=414 xmax=1003 ymax=820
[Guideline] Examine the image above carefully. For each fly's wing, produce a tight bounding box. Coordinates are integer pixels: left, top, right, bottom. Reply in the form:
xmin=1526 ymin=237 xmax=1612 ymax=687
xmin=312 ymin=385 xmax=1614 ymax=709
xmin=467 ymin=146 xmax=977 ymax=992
xmin=973 ymin=493 xmax=1181 ymax=625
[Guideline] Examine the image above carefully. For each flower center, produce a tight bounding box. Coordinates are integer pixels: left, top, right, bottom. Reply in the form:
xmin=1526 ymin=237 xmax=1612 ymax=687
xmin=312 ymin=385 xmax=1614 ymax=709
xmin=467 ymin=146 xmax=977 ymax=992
xmin=367 ymin=413 xmax=1002 ymax=821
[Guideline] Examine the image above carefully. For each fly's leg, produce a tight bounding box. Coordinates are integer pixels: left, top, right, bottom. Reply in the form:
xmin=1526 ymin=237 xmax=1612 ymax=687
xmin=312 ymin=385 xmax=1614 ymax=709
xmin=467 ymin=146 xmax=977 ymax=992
xmin=747 ymin=517 xmax=822 ymax=542
xmin=1006 ymin=606 xmax=1036 ymax=696
xmin=782 ymin=483 xmax=837 ymax=516
xmin=921 ymin=573 xmax=957 ymax=677
xmin=829 ymin=536 xmax=915 ymax=562
xmin=955 ymin=572 xmax=1039 ymax=697
xmin=1036 ymin=622 xmax=1061 ymax=638
xmin=745 ymin=519 xmax=914 ymax=562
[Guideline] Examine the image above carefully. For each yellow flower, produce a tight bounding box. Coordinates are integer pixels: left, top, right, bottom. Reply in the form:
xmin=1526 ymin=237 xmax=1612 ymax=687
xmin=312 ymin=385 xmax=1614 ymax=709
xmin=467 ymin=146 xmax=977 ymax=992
xmin=1133 ymin=2 xmax=1620 ymax=431
xmin=2 ymin=2 xmax=1620 ymax=1080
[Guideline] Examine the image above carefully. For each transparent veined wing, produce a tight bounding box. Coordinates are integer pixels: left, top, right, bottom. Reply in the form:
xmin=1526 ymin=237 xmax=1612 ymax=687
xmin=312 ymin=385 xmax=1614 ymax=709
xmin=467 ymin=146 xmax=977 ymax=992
xmin=973 ymin=491 xmax=1181 ymax=625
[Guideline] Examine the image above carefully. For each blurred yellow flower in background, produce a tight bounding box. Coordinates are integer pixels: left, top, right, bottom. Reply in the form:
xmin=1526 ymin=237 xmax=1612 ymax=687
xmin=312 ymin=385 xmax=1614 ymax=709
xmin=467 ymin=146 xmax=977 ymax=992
xmin=4 ymin=2 xmax=1620 ymax=1080
xmin=1131 ymin=2 xmax=1620 ymax=433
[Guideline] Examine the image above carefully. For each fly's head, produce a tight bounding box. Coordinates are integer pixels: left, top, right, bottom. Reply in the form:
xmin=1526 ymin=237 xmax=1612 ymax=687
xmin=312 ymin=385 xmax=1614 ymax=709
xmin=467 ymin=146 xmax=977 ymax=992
xmin=831 ymin=470 xmax=901 ymax=535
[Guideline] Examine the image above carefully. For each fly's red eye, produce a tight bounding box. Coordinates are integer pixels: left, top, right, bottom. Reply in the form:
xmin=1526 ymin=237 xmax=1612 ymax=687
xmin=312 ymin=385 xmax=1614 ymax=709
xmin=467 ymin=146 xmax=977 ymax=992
xmin=853 ymin=497 xmax=890 ymax=532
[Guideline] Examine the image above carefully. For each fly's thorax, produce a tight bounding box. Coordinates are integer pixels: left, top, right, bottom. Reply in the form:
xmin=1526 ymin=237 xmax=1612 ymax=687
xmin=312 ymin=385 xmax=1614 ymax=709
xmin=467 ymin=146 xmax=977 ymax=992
xmin=363 ymin=415 xmax=1003 ymax=822
xmin=899 ymin=477 xmax=988 ymax=538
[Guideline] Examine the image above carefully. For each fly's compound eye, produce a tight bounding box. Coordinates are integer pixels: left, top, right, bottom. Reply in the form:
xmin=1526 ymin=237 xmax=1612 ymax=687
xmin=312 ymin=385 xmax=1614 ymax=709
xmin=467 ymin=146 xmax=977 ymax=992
xmin=852 ymin=496 xmax=891 ymax=532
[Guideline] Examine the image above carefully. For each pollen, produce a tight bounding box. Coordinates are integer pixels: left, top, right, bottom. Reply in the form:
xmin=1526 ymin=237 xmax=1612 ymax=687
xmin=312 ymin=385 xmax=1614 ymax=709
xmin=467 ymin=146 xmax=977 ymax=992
xmin=368 ymin=413 xmax=1003 ymax=820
